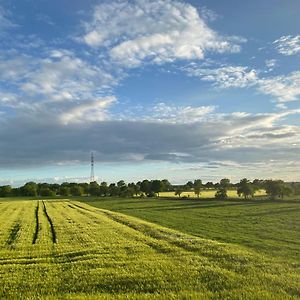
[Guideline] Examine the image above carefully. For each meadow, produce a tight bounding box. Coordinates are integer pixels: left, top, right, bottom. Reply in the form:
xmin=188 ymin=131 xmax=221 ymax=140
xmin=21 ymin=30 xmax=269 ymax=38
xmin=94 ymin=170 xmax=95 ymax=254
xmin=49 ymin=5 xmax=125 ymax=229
xmin=85 ymin=196 xmax=300 ymax=263
xmin=0 ymin=198 xmax=299 ymax=299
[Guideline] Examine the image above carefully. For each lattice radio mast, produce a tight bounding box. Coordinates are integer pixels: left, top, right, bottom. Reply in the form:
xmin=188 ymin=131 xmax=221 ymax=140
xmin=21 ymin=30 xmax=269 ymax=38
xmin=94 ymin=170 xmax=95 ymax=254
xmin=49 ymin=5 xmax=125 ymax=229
xmin=90 ymin=152 xmax=95 ymax=183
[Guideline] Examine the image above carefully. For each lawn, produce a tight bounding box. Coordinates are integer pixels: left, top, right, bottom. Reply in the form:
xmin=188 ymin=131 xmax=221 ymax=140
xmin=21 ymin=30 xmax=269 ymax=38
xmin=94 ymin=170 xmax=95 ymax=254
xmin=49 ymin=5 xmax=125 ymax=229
xmin=0 ymin=198 xmax=299 ymax=299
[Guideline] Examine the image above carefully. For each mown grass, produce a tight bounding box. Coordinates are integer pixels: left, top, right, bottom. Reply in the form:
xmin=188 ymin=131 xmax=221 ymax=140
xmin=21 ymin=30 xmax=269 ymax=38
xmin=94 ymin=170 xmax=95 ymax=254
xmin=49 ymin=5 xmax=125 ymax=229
xmin=84 ymin=196 xmax=300 ymax=263
xmin=0 ymin=199 xmax=299 ymax=299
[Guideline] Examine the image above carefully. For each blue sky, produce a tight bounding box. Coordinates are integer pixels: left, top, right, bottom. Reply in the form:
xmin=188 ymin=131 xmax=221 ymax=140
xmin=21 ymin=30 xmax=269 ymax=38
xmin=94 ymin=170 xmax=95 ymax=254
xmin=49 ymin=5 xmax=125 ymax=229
xmin=0 ymin=0 xmax=300 ymax=186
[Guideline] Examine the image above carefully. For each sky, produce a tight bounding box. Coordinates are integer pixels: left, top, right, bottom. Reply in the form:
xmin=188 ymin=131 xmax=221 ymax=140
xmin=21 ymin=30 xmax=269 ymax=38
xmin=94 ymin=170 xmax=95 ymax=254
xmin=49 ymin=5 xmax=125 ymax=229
xmin=0 ymin=0 xmax=300 ymax=186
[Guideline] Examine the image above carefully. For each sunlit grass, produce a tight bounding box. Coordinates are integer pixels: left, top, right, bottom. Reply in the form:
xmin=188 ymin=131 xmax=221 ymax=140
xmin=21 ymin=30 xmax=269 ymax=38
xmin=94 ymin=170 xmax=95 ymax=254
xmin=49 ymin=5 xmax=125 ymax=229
xmin=0 ymin=199 xmax=299 ymax=299
xmin=159 ymin=189 xmax=267 ymax=198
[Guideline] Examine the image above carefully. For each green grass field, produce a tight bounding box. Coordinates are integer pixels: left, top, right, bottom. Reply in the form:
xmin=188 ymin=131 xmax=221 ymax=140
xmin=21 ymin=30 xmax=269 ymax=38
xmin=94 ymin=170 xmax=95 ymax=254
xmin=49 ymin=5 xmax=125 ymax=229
xmin=0 ymin=198 xmax=299 ymax=299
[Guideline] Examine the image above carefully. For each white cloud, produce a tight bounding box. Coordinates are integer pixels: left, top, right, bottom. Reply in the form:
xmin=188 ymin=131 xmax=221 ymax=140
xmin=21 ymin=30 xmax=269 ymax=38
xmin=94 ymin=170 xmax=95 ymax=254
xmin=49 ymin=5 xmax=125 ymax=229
xmin=60 ymin=96 xmax=116 ymax=124
xmin=82 ymin=0 xmax=241 ymax=67
xmin=183 ymin=62 xmax=300 ymax=104
xmin=258 ymin=71 xmax=300 ymax=102
xmin=184 ymin=64 xmax=258 ymax=88
xmin=274 ymin=35 xmax=300 ymax=56
xmin=265 ymin=59 xmax=277 ymax=71
xmin=148 ymin=103 xmax=216 ymax=123
xmin=0 ymin=47 xmax=118 ymax=122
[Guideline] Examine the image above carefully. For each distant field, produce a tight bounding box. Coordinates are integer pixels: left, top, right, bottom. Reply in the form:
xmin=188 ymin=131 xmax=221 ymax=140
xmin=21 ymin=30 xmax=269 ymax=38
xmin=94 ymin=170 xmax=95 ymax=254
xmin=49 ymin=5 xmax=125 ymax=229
xmin=0 ymin=199 xmax=299 ymax=299
xmin=85 ymin=197 xmax=300 ymax=263
xmin=159 ymin=189 xmax=267 ymax=198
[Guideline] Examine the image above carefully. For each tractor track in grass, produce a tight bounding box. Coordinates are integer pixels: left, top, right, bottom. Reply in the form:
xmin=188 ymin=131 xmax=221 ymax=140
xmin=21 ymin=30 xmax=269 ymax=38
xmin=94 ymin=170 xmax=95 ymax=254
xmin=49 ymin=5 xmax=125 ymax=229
xmin=42 ymin=201 xmax=57 ymax=244
xmin=32 ymin=201 xmax=40 ymax=244
xmin=71 ymin=202 xmax=187 ymax=255
xmin=6 ymin=222 xmax=21 ymax=246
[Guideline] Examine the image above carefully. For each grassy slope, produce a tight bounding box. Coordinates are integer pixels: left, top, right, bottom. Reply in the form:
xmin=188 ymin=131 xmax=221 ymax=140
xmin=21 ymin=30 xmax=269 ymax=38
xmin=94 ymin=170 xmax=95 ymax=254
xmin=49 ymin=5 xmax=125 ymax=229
xmin=0 ymin=199 xmax=299 ymax=299
xmin=83 ymin=197 xmax=300 ymax=263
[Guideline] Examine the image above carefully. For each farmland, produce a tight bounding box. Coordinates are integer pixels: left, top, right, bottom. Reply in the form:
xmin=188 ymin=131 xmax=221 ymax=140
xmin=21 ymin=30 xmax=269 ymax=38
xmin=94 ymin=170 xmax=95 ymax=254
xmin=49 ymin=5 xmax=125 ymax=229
xmin=0 ymin=199 xmax=299 ymax=299
xmin=159 ymin=189 xmax=267 ymax=198
xmin=85 ymin=196 xmax=300 ymax=263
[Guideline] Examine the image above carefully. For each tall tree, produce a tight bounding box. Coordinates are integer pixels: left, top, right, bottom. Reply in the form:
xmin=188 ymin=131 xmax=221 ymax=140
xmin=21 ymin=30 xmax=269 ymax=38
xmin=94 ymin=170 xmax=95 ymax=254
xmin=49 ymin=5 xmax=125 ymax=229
xmin=152 ymin=180 xmax=163 ymax=196
xmin=194 ymin=179 xmax=202 ymax=198
xmin=237 ymin=178 xmax=254 ymax=199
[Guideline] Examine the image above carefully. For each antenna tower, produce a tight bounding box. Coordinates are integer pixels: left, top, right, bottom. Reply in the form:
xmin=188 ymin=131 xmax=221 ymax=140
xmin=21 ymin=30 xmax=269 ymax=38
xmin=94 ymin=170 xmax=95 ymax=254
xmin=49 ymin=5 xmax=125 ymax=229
xmin=90 ymin=152 xmax=95 ymax=182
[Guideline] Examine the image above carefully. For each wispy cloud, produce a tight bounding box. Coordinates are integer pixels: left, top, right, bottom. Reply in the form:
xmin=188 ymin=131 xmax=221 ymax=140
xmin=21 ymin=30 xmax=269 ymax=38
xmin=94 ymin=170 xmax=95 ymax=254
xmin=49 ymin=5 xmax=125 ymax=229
xmin=258 ymin=71 xmax=300 ymax=102
xmin=183 ymin=62 xmax=300 ymax=104
xmin=273 ymin=35 xmax=300 ymax=56
xmin=183 ymin=64 xmax=258 ymax=88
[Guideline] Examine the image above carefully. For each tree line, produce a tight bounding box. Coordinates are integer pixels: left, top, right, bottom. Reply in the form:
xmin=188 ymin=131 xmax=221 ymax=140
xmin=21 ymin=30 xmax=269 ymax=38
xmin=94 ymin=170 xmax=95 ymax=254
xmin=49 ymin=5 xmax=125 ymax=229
xmin=0 ymin=178 xmax=299 ymax=200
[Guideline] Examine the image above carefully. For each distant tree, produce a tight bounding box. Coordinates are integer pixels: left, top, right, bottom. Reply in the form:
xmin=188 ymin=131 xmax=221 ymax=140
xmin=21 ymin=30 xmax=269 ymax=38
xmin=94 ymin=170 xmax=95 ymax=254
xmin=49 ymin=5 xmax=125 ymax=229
xmin=185 ymin=181 xmax=194 ymax=191
xmin=205 ymin=182 xmax=214 ymax=189
xmin=152 ymin=180 xmax=163 ymax=196
xmin=175 ymin=188 xmax=183 ymax=198
xmin=215 ymin=178 xmax=230 ymax=200
xmin=280 ymin=185 xmax=293 ymax=198
xmin=89 ymin=181 xmax=100 ymax=196
xmin=59 ymin=186 xmax=70 ymax=197
xmin=21 ymin=182 xmax=38 ymax=197
xmin=40 ymin=188 xmax=56 ymax=197
xmin=79 ymin=183 xmax=89 ymax=195
xmin=220 ymin=178 xmax=230 ymax=188
xmin=140 ymin=180 xmax=151 ymax=196
xmin=193 ymin=179 xmax=202 ymax=198
xmin=215 ymin=188 xmax=227 ymax=200
xmin=0 ymin=185 xmax=12 ymax=197
xmin=117 ymin=180 xmax=126 ymax=188
xmin=161 ymin=179 xmax=172 ymax=191
xmin=128 ymin=183 xmax=140 ymax=196
xmin=99 ymin=182 xmax=109 ymax=197
xmin=264 ymin=180 xmax=285 ymax=200
xmin=237 ymin=178 xmax=254 ymax=199
xmin=70 ymin=185 xmax=83 ymax=197
xmin=109 ymin=183 xmax=119 ymax=197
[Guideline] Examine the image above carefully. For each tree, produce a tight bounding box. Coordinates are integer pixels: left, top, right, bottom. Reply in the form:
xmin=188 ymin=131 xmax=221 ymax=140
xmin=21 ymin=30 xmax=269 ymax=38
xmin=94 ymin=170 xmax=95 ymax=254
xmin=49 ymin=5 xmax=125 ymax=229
xmin=59 ymin=186 xmax=70 ymax=197
xmin=152 ymin=180 xmax=163 ymax=196
xmin=89 ymin=181 xmax=100 ymax=196
xmin=40 ymin=188 xmax=56 ymax=197
xmin=215 ymin=178 xmax=230 ymax=200
xmin=175 ymin=188 xmax=183 ymax=198
xmin=128 ymin=183 xmax=140 ymax=196
xmin=220 ymin=178 xmax=230 ymax=188
xmin=215 ymin=189 xmax=227 ymax=200
xmin=117 ymin=180 xmax=126 ymax=188
xmin=237 ymin=178 xmax=254 ymax=199
xmin=140 ymin=180 xmax=151 ymax=196
xmin=161 ymin=179 xmax=172 ymax=191
xmin=264 ymin=180 xmax=283 ymax=200
xmin=70 ymin=185 xmax=83 ymax=197
xmin=205 ymin=182 xmax=214 ymax=189
xmin=21 ymin=182 xmax=38 ymax=197
xmin=109 ymin=183 xmax=119 ymax=197
xmin=193 ymin=179 xmax=202 ymax=198
xmin=185 ymin=181 xmax=194 ymax=191
xmin=99 ymin=182 xmax=109 ymax=197
xmin=0 ymin=185 xmax=12 ymax=197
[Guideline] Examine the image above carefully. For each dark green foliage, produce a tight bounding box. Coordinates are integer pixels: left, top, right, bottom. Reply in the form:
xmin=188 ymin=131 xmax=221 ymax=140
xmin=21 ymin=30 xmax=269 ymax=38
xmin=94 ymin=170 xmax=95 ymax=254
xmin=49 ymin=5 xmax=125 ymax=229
xmin=215 ymin=188 xmax=227 ymax=200
xmin=0 ymin=185 xmax=12 ymax=197
xmin=237 ymin=178 xmax=254 ymax=199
